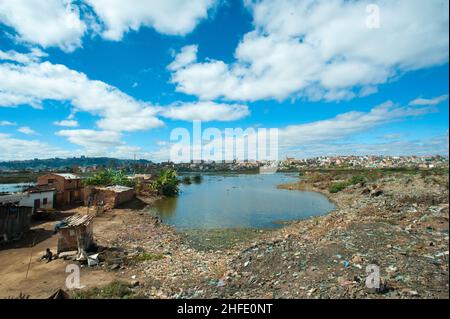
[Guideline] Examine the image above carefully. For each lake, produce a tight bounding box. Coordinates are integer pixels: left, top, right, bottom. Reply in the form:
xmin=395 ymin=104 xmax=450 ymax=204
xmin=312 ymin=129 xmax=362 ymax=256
xmin=0 ymin=183 xmax=35 ymax=194
xmin=152 ymin=173 xmax=334 ymax=230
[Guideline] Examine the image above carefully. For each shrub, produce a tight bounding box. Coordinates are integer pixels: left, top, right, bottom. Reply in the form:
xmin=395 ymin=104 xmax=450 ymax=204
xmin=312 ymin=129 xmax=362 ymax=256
xmin=329 ymin=182 xmax=348 ymax=193
xmin=150 ymin=169 xmax=180 ymax=196
xmin=350 ymin=175 xmax=365 ymax=185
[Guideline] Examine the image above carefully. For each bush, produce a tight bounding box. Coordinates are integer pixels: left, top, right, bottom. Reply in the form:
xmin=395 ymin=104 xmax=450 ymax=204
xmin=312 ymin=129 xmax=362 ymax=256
xmin=150 ymin=169 xmax=180 ymax=196
xmin=350 ymin=175 xmax=365 ymax=185
xmin=84 ymin=169 xmax=135 ymax=187
xmin=329 ymin=182 xmax=348 ymax=193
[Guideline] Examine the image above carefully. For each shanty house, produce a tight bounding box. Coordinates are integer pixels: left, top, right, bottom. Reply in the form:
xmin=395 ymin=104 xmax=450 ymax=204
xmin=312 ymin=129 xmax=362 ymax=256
xmin=0 ymin=187 xmax=55 ymax=214
xmin=56 ymin=214 xmax=94 ymax=254
xmin=84 ymin=185 xmax=135 ymax=210
xmin=0 ymin=204 xmax=32 ymax=242
xmin=37 ymin=173 xmax=83 ymax=207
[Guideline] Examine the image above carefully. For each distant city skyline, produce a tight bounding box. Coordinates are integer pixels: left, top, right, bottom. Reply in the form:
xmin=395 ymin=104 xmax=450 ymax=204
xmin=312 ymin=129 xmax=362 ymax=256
xmin=0 ymin=0 xmax=449 ymax=162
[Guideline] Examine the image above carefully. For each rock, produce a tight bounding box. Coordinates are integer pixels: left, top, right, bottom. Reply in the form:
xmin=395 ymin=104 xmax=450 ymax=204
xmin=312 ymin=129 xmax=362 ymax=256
xmin=217 ymin=279 xmax=226 ymax=287
xmin=371 ymin=190 xmax=384 ymax=197
xmin=351 ymin=254 xmax=363 ymax=263
xmin=110 ymin=264 xmax=120 ymax=270
xmin=58 ymin=251 xmax=78 ymax=260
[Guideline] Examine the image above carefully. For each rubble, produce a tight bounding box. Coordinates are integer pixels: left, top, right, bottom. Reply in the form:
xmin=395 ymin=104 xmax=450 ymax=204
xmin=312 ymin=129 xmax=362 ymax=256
xmin=64 ymin=170 xmax=448 ymax=299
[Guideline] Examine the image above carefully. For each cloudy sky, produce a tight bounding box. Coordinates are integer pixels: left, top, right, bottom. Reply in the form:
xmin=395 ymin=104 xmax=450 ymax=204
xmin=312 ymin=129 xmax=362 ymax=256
xmin=0 ymin=0 xmax=448 ymax=161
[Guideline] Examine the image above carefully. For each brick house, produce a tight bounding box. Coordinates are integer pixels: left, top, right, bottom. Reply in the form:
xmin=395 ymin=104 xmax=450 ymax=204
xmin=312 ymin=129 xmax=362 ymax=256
xmin=37 ymin=173 xmax=83 ymax=207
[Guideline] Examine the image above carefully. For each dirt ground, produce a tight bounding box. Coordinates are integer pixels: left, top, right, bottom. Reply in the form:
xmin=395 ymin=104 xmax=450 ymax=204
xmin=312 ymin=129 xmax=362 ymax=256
xmin=0 ymin=209 xmax=120 ymax=298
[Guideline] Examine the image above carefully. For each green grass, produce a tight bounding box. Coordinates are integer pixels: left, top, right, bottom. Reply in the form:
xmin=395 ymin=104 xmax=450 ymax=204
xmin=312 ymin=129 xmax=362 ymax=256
xmin=71 ymin=281 xmax=143 ymax=299
xmin=328 ymin=182 xmax=349 ymax=193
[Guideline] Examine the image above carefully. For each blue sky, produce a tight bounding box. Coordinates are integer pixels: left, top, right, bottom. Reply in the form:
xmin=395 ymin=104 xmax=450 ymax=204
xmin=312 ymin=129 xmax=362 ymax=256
xmin=0 ymin=0 xmax=448 ymax=161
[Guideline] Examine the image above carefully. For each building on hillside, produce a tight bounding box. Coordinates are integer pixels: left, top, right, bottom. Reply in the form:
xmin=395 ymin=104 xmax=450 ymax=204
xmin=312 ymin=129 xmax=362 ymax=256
xmin=84 ymin=185 xmax=135 ymax=210
xmin=56 ymin=214 xmax=94 ymax=254
xmin=37 ymin=173 xmax=83 ymax=207
xmin=0 ymin=204 xmax=32 ymax=242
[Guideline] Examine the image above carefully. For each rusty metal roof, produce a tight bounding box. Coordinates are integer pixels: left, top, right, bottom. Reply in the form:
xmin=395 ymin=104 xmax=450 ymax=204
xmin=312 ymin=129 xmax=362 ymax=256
xmin=61 ymin=214 xmax=93 ymax=228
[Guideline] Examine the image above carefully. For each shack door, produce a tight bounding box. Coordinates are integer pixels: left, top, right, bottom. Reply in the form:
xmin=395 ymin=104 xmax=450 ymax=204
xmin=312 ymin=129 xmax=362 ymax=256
xmin=34 ymin=199 xmax=40 ymax=213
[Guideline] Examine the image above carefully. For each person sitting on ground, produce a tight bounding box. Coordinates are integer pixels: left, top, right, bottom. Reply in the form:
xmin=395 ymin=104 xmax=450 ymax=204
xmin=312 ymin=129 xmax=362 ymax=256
xmin=41 ymin=248 xmax=53 ymax=263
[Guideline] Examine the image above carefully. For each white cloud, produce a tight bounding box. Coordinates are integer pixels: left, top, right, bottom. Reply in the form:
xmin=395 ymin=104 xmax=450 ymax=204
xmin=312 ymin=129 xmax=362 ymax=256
xmin=0 ymin=1 xmax=215 ymax=51
xmin=53 ymin=119 xmax=79 ymax=127
xmin=409 ymin=94 xmax=449 ymax=106
xmin=169 ymin=0 xmax=449 ymax=102
xmin=0 ymin=0 xmax=87 ymax=52
xmin=0 ymin=48 xmax=48 ymax=64
xmin=56 ymin=129 xmax=122 ymax=149
xmin=168 ymin=45 xmax=198 ymax=71
xmin=0 ymin=121 xmax=16 ymax=126
xmin=18 ymin=126 xmax=38 ymax=135
xmin=0 ymin=91 xmax=42 ymax=108
xmin=0 ymin=61 xmax=163 ymax=132
xmin=0 ymin=133 xmax=72 ymax=161
xmin=85 ymin=0 xmax=216 ymax=40
xmin=278 ymin=101 xmax=437 ymax=147
xmin=161 ymin=101 xmax=250 ymax=122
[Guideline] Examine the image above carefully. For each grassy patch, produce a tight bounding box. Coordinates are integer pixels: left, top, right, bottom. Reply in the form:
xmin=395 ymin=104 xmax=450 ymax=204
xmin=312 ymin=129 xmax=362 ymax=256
xmin=328 ymin=182 xmax=349 ymax=193
xmin=71 ymin=281 xmax=143 ymax=299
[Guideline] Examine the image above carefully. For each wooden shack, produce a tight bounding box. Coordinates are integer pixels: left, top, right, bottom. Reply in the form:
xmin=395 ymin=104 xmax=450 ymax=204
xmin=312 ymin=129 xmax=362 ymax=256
xmin=0 ymin=204 xmax=32 ymax=242
xmin=56 ymin=214 xmax=94 ymax=254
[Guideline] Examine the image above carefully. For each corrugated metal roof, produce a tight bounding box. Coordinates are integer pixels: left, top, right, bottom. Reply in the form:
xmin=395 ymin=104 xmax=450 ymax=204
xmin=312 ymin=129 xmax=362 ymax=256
xmin=54 ymin=173 xmax=81 ymax=180
xmin=96 ymin=185 xmax=134 ymax=193
xmin=60 ymin=214 xmax=93 ymax=228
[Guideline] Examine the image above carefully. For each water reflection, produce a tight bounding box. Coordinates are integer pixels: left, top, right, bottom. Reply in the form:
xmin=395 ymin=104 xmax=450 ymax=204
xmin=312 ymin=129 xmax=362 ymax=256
xmin=152 ymin=173 xmax=335 ymax=230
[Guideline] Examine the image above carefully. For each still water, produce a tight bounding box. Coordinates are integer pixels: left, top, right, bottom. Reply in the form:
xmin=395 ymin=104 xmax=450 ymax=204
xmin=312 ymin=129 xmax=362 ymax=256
xmin=0 ymin=183 xmax=35 ymax=193
xmin=152 ymin=173 xmax=334 ymax=230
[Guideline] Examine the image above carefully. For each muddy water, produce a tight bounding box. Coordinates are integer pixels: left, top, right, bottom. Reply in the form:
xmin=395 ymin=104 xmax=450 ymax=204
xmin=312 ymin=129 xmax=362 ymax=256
xmin=150 ymin=173 xmax=335 ymax=250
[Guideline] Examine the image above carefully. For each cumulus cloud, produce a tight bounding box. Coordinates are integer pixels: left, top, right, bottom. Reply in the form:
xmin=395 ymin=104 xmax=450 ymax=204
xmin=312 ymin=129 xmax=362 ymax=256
xmin=56 ymin=129 xmax=122 ymax=149
xmin=85 ymin=0 xmax=216 ymax=40
xmin=161 ymin=101 xmax=250 ymax=122
xmin=53 ymin=119 xmax=79 ymax=127
xmin=17 ymin=126 xmax=38 ymax=135
xmin=168 ymin=45 xmax=198 ymax=71
xmin=169 ymin=0 xmax=449 ymax=102
xmin=0 ymin=133 xmax=72 ymax=161
xmin=0 ymin=1 xmax=215 ymax=51
xmin=0 ymin=61 xmax=163 ymax=131
xmin=0 ymin=0 xmax=87 ymax=52
xmin=409 ymin=94 xmax=449 ymax=106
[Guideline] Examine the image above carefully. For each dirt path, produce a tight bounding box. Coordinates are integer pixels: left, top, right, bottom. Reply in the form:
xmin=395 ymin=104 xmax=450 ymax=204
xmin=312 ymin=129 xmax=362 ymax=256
xmin=0 ymin=210 xmax=123 ymax=298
